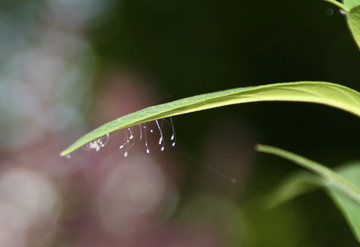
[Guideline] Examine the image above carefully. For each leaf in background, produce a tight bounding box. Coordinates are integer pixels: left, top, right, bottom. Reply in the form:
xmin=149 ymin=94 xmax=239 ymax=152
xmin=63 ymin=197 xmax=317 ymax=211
xmin=266 ymin=159 xmax=360 ymax=243
xmin=324 ymin=1 xmax=360 ymax=49
xmin=255 ymin=144 xmax=360 ymax=205
xmin=343 ymin=0 xmax=360 ymax=9
xmin=327 ymin=161 xmax=360 ymax=242
xmin=257 ymin=144 xmax=360 ymax=242
xmin=349 ymin=4 xmax=360 ymax=50
xmin=264 ymin=170 xmax=322 ymax=210
xmin=61 ymin=82 xmax=360 ymax=156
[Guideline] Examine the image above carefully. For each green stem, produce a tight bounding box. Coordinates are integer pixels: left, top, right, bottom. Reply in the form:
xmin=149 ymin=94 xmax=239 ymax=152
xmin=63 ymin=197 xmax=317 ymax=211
xmin=323 ymin=0 xmax=350 ymax=13
xmin=255 ymin=144 xmax=360 ymax=204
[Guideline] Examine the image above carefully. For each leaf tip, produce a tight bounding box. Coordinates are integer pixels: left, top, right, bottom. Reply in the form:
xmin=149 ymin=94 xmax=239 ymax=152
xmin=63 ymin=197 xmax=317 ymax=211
xmin=59 ymin=150 xmax=68 ymax=157
xmin=254 ymin=143 xmax=263 ymax=152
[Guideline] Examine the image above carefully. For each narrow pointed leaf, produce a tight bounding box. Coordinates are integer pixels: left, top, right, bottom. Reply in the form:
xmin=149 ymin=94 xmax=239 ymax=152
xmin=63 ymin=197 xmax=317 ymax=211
xmin=266 ymin=160 xmax=360 ymax=243
xmin=61 ymin=81 xmax=360 ymax=156
xmin=255 ymin=144 xmax=360 ymax=204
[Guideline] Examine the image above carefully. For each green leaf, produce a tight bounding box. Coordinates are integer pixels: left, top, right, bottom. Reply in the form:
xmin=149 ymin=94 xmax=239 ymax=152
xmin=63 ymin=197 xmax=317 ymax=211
xmin=349 ymin=4 xmax=360 ymax=50
xmin=60 ymin=81 xmax=360 ymax=156
xmin=255 ymin=144 xmax=360 ymax=205
xmin=265 ymin=159 xmax=360 ymax=243
xmin=324 ymin=0 xmax=350 ymax=12
xmin=325 ymin=1 xmax=360 ymax=49
xmin=327 ymin=161 xmax=360 ymax=242
xmin=264 ymin=170 xmax=322 ymax=209
xmin=343 ymin=0 xmax=360 ymax=9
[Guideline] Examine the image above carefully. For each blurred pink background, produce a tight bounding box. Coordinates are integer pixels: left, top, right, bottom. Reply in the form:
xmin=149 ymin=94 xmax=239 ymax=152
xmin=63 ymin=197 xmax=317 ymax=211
xmin=0 ymin=0 xmax=297 ymax=246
